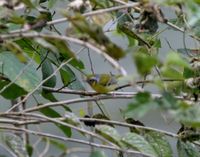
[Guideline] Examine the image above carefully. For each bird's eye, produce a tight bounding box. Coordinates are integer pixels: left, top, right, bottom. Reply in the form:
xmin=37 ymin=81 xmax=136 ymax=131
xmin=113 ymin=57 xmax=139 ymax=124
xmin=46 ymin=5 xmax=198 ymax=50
xmin=87 ymin=78 xmax=98 ymax=85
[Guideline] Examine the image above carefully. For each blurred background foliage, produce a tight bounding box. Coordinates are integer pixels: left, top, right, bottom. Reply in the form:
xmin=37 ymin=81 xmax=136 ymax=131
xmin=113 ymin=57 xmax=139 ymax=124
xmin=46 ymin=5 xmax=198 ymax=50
xmin=0 ymin=0 xmax=200 ymax=156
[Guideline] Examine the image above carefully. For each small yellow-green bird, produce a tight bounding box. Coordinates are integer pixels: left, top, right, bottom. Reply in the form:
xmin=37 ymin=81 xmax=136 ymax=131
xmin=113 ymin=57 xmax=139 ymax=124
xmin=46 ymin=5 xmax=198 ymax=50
xmin=86 ymin=74 xmax=121 ymax=93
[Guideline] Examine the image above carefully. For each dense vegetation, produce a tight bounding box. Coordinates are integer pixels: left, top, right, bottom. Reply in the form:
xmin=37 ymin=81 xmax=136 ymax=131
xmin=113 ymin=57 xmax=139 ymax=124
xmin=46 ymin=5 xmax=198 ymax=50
xmin=0 ymin=0 xmax=200 ymax=156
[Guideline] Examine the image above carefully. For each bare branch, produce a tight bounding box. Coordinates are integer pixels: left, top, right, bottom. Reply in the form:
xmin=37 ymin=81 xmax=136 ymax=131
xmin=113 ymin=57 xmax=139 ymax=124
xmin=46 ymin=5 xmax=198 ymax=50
xmin=7 ymin=113 xmax=118 ymax=147
xmin=8 ymin=2 xmax=140 ymax=34
xmin=22 ymin=95 xmax=133 ymax=113
xmin=5 ymin=47 xmax=84 ymax=112
xmin=0 ymin=126 xmax=152 ymax=157
xmin=1 ymin=32 xmax=127 ymax=76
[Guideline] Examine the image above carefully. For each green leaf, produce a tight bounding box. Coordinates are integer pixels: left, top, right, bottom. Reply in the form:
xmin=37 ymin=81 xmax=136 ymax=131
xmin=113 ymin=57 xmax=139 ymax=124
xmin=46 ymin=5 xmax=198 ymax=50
xmin=173 ymin=105 xmax=200 ymax=127
xmin=121 ymin=132 xmax=158 ymax=157
xmin=127 ymin=35 xmax=138 ymax=47
xmin=161 ymin=66 xmax=184 ymax=79
xmin=95 ymin=125 xmax=124 ymax=147
xmin=21 ymin=0 xmax=35 ymax=8
xmin=159 ymin=92 xmax=179 ymax=110
xmin=60 ymin=65 xmax=85 ymax=90
xmin=145 ymin=131 xmax=173 ymax=157
xmin=40 ymin=52 xmax=58 ymax=101
xmin=62 ymin=105 xmax=72 ymax=112
xmin=90 ymin=150 xmax=107 ymax=157
xmin=125 ymin=92 xmax=158 ymax=118
xmin=34 ymin=38 xmax=57 ymax=53
xmin=89 ymin=0 xmax=113 ymax=8
xmin=41 ymin=49 xmax=58 ymax=102
xmin=41 ymin=52 xmax=56 ymax=88
xmin=15 ymin=39 xmax=41 ymax=64
xmin=41 ymin=90 xmax=57 ymax=102
xmin=48 ymin=0 xmax=57 ymax=8
xmin=47 ymin=139 xmax=67 ymax=151
xmin=34 ymin=37 xmax=84 ymax=69
xmin=183 ymin=67 xmax=195 ymax=78
xmin=3 ymin=40 xmax=27 ymax=63
xmin=40 ymin=107 xmax=72 ymax=137
xmin=43 ymin=36 xmax=84 ymax=69
xmin=0 ymin=52 xmax=41 ymax=92
xmin=0 ymin=79 xmax=27 ymax=99
xmin=66 ymin=14 xmax=125 ymax=60
xmin=152 ymin=39 xmax=161 ymax=48
xmin=26 ymin=144 xmax=33 ymax=157
xmin=9 ymin=15 xmax=25 ymax=24
xmin=161 ymin=52 xmax=190 ymax=79
xmin=133 ymin=47 xmax=158 ymax=76
xmin=177 ymin=140 xmax=200 ymax=157
xmin=165 ymin=52 xmax=190 ymax=68
xmin=117 ymin=13 xmax=151 ymax=47
xmin=59 ymin=68 xmax=72 ymax=86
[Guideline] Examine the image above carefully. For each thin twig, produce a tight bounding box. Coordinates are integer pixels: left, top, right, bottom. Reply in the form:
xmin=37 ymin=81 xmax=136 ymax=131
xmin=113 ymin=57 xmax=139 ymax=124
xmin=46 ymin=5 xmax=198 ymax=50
xmin=6 ymin=44 xmax=84 ymax=112
xmin=38 ymin=138 xmax=50 ymax=157
xmin=0 ymin=143 xmax=17 ymax=157
xmin=0 ymin=125 xmax=152 ymax=157
xmin=22 ymin=95 xmax=134 ymax=113
xmin=4 ymin=1 xmax=200 ymax=43
xmin=41 ymin=77 xmax=184 ymax=96
xmin=80 ymin=118 xmax=178 ymax=138
xmin=36 ymin=51 xmax=49 ymax=70
xmin=2 ymin=115 xmax=200 ymax=148
xmin=21 ymin=91 xmax=195 ymax=113
xmin=183 ymin=27 xmax=193 ymax=57
xmin=12 ymin=113 xmax=118 ymax=147
xmin=0 ymin=115 xmax=177 ymax=138
xmin=1 ymin=32 xmax=127 ymax=76
xmin=8 ymin=3 xmax=140 ymax=34
xmin=166 ymin=21 xmax=200 ymax=42
xmin=87 ymin=48 xmax=95 ymax=74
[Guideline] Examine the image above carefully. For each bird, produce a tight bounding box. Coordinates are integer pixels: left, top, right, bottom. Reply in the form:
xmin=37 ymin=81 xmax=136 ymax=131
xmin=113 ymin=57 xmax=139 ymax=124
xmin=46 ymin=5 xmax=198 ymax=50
xmin=86 ymin=74 xmax=121 ymax=93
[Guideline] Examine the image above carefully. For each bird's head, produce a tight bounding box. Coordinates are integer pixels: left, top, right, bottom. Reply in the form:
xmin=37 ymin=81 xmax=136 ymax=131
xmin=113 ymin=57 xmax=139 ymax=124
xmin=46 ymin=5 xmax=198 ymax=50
xmin=86 ymin=75 xmax=100 ymax=86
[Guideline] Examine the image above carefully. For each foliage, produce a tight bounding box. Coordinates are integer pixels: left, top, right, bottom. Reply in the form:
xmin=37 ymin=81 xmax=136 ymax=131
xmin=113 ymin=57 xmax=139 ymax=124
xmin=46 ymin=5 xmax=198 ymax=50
xmin=0 ymin=0 xmax=200 ymax=157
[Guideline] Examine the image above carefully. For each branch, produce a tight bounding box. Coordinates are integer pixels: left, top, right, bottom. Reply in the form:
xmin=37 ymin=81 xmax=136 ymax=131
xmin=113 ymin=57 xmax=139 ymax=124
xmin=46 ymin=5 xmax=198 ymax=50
xmin=41 ymin=77 xmax=183 ymax=96
xmin=2 ymin=31 xmax=128 ymax=112
xmin=1 ymin=114 xmax=200 ymax=147
xmin=5 ymin=47 xmax=84 ymax=113
xmin=0 ymin=115 xmax=177 ymax=138
xmin=80 ymin=118 xmax=178 ymax=138
xmin=166 ymin=21 xmax=200 ymax=42
xmin=38 ymin=138 xmax=50 ymax=157
xmin=0 ymin=143 xmax=18 ymax=157
xmin=18 ymin=86 xmax=196 ymax=113
xmin=8 ymin=2 xmax=140 ymax=34
xmin=1 ymin=32 xmax=127 ymax=76
xmin=0 ymin=126 xmax=152 ymax=157
xmin=0 ymin=112 xmax=117 ymax=147
xmin=4 ymin=0 xmax=200 ymax=43
xmin=22 ymin=95 xmax=134 ymax=113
